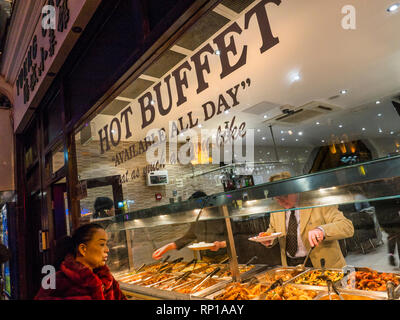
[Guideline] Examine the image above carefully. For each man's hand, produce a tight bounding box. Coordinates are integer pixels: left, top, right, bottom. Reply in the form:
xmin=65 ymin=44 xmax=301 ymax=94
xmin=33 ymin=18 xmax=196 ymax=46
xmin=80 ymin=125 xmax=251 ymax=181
xmin=210 ymin=241 xmax=226 ymax=251
xmin=308 ymin=228 xmax=324 ymax=247
xmin=258 ymin=232 xmax=273 ymax=247
xmin=152 ymin=242 xmax=177 ymax=260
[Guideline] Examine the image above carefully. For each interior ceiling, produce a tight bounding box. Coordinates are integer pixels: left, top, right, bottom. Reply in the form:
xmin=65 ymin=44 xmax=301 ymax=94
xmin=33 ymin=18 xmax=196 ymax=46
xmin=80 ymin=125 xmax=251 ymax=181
xmin=94 ymin=0 xmax=400 ymax=148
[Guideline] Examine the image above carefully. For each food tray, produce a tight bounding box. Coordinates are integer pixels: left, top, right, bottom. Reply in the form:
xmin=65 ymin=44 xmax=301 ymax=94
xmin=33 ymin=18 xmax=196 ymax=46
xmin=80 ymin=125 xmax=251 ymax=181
xmin=339 ymin=268 xmax=400 ymax=299
xmin=255 ymin=266 xmax=311 ymax=285
xmin=206 ymin=280 xmax=326 ymax=300
xmin=288 ymin=268 xmax=345 ymax=290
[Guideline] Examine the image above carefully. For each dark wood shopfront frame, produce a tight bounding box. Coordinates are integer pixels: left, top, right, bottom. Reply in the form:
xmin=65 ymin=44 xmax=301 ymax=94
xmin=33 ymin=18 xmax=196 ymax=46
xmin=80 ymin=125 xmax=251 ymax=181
xmin=13 ymin=0 xmax=221 ymax=299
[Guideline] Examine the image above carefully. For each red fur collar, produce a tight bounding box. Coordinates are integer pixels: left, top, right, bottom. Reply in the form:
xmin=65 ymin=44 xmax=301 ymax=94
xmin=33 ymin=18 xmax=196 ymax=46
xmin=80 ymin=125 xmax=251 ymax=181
xmin=61 ymin=255 xmax=113 ymax=290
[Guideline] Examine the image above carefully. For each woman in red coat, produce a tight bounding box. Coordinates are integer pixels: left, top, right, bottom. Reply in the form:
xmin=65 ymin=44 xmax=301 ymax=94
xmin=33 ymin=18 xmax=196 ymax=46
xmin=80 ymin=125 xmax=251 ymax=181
xmin=35 ymin=223 xmax=126 ymax=300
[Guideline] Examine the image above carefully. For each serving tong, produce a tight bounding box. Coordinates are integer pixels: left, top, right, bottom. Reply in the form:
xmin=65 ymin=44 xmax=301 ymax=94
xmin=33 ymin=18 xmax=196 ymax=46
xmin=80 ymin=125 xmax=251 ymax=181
xmin=158 ymin=257 xmax=184 ymax=273
xmin=190 ymin=267 xmax=221 ymax=293
xmin=386 ymin=281 xmax=400 ymax=300
xmin=317 ymin=258 xmax=344 ymax=300
xmin=257 ymin=278 xmax=284 ymax=300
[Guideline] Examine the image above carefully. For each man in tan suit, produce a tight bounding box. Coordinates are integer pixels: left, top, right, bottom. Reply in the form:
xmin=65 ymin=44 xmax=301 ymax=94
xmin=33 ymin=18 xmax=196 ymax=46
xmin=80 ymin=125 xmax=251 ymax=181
xmin=261 ymin=172 xmax=354 ymax=269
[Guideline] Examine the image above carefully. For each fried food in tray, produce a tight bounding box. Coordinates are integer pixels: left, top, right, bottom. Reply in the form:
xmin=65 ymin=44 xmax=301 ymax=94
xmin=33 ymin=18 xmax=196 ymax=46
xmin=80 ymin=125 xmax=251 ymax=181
xmin=263 ymin=285 xmax=317 ymax=300
xmin=294 ymin=270 xmax=343 ymax=286
xmin=150 ymin=275 xmax=200 ymax=290
xmin=347 ymin=270 xmax=400 ymax=292
xmin=218 ymin=265 xmax=256 ymax=278
xmin=214 ymin=282 xmax=269 ymax=300
xmin=264 ymin=269 xmax=301 ymax=284
xmin=138 ymin=274 xmax=175 ymax=286
xmin=175 ymin=278 xmax=219 ymax=294
xmin=117 ymin=271 xmax=153 ymax=283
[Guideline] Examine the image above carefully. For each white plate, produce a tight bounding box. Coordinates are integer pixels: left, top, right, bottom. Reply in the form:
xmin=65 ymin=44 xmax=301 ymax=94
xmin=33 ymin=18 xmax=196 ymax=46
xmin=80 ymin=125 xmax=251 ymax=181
xmin=188 ymin=242 xmax=215 ymax=250
xmin=248 ymin=232 xmax=282 ymax=242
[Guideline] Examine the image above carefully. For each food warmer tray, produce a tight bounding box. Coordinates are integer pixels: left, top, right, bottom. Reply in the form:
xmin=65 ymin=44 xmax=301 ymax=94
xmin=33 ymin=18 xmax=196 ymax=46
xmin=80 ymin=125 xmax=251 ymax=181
xmin=287 ymin=268 xmax=345 ymax=291
xmin=338 ymin=267 xmax=400 ymax=299
xmin=250 ymin=266 xmax=312 ymax=285
xmin=204 ymin=277 xmax=327 ymax=300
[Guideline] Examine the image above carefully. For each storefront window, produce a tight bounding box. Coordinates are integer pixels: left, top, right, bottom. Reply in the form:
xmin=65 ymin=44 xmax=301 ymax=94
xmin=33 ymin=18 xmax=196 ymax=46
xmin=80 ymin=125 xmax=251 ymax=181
xmin=75 ymin=1 xmax=400 ymax=219
xmin=74 ymin=0 xmax=400 ymax=219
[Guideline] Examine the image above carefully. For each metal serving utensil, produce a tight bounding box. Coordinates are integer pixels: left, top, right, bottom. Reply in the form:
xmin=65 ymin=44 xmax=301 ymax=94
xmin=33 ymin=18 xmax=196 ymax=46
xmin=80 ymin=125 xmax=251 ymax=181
xmin=258 ymin=278 xmax=283 ymax=300
xmin=245 ymin=256 xmax=258 ymax=266
xmin=295 ymin=246 xmax=314 ymax=272
xmin=190 ymin=267 xmax=221 ymax=293
xmin=327 ymin=279 xmax=344 ymax=300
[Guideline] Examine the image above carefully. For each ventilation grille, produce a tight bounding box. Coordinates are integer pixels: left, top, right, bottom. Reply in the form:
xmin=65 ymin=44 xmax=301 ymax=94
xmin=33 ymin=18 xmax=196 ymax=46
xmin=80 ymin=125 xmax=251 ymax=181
xmin=265 ymin=101 xmax=342 ymax=125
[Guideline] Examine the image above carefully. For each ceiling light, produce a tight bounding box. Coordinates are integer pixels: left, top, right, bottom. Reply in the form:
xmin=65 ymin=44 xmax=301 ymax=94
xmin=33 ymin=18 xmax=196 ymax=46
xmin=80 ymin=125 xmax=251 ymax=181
xmin=376 ymin=101 xmax=381 ymax=104
xmin=340 ymin=89 xmax=348 ymax=95
xmin=379 ymin=128 xmax=383 ymax=133
xmin=224 ymin=110 xmax=230 ymax=114
xmin=280 ymin=130 xmax=284 ymax=134
xmin=257 ymin=129 xmax=261 ymax=132
xmin=390 ymin=131 xmax=394 ymax=135
xmin=263 ymin=115 xmax=268 ymax=119
xmin=291 ymin=73 xmax=301 ymax=82
xmin=362 ymin=128 xmax=366 ymax=131
xmin=262 ymin=137 xmax=266 ymax=140
xmin=295 ymin=139 xmax=299 ymax=142
xmin=288 ymin=130 xmax=293 ymax=135
xmin=281 ymin=138 xmax=285 ymax=141
xmin=316 ymin=122 xmax=320 ymax=125
xmin=378 ymin=113 xmax=382 ymax=117
xmin=215 ymin=49 xmax=221 ymax=55
xmin=298 ymin=132 xmax=303 ymax=136
xmin=339 ymin=124 xmax=343 ymax=128
xmin=387 ymin=3 xmax=400 ymax=12
xmin=321 ymin=140 xmax=325 ymax=143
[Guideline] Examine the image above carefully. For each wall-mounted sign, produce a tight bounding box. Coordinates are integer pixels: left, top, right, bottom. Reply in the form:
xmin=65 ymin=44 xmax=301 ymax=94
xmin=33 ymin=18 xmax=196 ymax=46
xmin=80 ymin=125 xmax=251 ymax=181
xmin=13 ymin=0 xmax=101 ymax=132
xmin=97 ymin=0 xmax=281 ymax=156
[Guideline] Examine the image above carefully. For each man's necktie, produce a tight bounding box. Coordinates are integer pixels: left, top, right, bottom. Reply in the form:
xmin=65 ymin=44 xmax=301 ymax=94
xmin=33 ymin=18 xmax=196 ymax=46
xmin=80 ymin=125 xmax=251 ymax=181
xmin=286 ymin=209 xmax=298 ymax=257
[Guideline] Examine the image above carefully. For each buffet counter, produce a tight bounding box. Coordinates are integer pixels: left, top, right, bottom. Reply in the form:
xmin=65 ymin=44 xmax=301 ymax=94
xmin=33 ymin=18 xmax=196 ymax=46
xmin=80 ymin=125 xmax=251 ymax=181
xmin=115 ymin=260 xmax=400 ymax=300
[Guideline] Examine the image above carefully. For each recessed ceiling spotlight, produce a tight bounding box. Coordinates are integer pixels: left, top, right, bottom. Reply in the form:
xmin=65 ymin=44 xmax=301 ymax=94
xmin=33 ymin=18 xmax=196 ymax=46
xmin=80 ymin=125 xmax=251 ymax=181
xmin=298 ymin=132 xmax=303 ymax=136
xmin=262 ymin=137 xmax=266 ymax=140
xmin=376 ymin=100 xmax=381 ymax=104
xmin=379 ymin=128 xmax=383 ymax=133
xmin=281 ymin=138 xmax=285 ymax=141
xmin=340 ymin=89 xmax=348 ymax=95
xmin=316 ymin=122 xmax=320 ymax=125
xmin=288 ymin=130 xmax=293 ymax=135
xmin=291 ymin=73 xmax=301 ymax=82
xmin=339 ymin=124 xmax=343 ymax=128
xmin=321 ymin=140 xmax=325 ymax=143
xmin=295 ymin=138 xmax=299 ymax=142
xmin=362 ymin=128 xmax=366 ymax=131
xmin=257 ymin=129 xmax=261 ymax=132
xmin=280 ymin=130 xmax=284 ymax=134
xmin=263 ymin=115 xmax=268 ymax=119
xmin=378 ymin=113 xmax=382 ymax=117
xmin=387 ymin=3 xmax=400 ymax=12
xmin=390 ymin=131 xmax=394 ymax=135
xmin=224 ymin=110 xmax=230 ymax=114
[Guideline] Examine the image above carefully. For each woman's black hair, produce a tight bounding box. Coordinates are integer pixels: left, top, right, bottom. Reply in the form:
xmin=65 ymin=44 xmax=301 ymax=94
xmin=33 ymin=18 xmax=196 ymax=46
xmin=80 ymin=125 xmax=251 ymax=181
xmin=189 ymin=191 xmax=207 ymax=200
xmin=54 ymin=223 xmax=104 ymax=270
xmin=93 ymin=197 xmax=114 ymax=219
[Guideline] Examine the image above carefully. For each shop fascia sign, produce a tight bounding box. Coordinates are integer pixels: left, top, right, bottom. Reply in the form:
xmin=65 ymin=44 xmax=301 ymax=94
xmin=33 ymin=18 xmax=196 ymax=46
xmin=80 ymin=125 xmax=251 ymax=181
xmin=13 ymin=0 xmax=100 ymax=131
xmin=98 ymin=0 xmax=281 ymax=159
